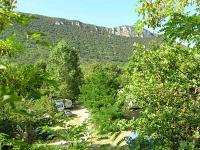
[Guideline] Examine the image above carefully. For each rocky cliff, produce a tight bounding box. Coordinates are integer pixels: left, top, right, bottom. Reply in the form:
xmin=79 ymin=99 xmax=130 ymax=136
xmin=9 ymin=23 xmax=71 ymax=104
xmin=54 ymin=19 xmax=154 ymax=38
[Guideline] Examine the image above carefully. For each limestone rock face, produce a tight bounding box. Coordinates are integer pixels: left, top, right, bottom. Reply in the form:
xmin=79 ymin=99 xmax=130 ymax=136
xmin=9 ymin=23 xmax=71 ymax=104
xmin=73 ymin=24 xmax=155 ymax=38
xmin=55 ymin=21 xmax=64 ymax=25
xmin=105 ymin=26 xmax=155 ymax=38
xmin=54 ymin=18 xmax=155 ymax=38
xmin=71 ymin=21 xmax=81 ymax=27
xmin=112 ymin=26 xmax=133 ymax=37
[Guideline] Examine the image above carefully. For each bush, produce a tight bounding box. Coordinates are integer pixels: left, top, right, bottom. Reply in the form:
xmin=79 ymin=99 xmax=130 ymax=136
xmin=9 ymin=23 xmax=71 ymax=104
xmin=0 ymin=95 xmax=57 ymax=144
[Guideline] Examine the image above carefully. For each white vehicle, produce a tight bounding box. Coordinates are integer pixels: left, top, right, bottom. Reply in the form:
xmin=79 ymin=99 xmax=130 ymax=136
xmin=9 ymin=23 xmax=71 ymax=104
xmin=55 ymin=100 xmax=65 ymax=112
xmin=63 ymin=99 xmax=73 ymax=109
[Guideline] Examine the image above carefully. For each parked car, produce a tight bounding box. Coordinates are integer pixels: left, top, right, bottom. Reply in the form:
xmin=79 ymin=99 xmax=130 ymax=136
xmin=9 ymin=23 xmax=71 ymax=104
xmin=64 ymin=109 xmax=73 ymax=117
xmin=55 ymin=100 xmax=65 ymax=112
xmin=55 ymin=99 xmax=73 ymax=112
xmin=63 ymin=99 xmax=73 ymax=109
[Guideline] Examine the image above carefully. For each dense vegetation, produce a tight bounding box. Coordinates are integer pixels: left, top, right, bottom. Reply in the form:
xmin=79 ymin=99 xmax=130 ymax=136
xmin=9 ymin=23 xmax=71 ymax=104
xmin=80 ymin=65 xmax=123 ymax=133
xmin=0 ymin=0 xmax=199 ymax=149
xmin=47 ymin=40 xmax=83 ymax=101
xmin=0 ymin=1 xmax=87 ymax=149
xmin=121 ymin=43 xmax=200 ymax=149
xmin=120 ymin=0 xmax=200 ymax=149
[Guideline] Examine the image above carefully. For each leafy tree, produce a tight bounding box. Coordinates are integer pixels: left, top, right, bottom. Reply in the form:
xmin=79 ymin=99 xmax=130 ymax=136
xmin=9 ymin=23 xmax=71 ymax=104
xmin=122 ymin=1 xmax=200 ymax=149
xmin=121 ymin=43 xmax=200 ymax=149
xmin=135 ymin=0 xmax=200 ymax=47
xmin=80 ymin=64 xmax=123 ymax=132
xmin=0 ymin=37 xmax=22 ymax=57
xmin=0 ymin=63 xmax=50 ymax=99
xmin=48 ymin=40 xmax=83 ymax=101
xmin=0 ymin=1 xmax=57 ymax=147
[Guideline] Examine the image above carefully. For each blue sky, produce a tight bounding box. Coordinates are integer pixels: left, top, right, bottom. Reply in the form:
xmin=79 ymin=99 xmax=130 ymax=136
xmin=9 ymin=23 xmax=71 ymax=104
xmin=17 ymin=0 xmax=138 ymax=28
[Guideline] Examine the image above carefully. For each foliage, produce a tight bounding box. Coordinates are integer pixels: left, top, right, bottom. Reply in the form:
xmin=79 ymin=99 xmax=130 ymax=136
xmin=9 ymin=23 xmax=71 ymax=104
xmin=0 ymin=95 xmax=56 ymax=143
xmin=48 ymin=40 xmax=83 ymax=101
xmin=80 ymin=64 xmax=123 ymax=133
xmin=163 ymin=13 xmax=200 ymax=47
xmin=121 ymin=43 xmax=200 ymax=149
xmin=0 ymin=35 xmax=23 ymax=57
xmin=0 ymin=0 xmax=30 ymax=32
xmin=0 ymin=1 xmax=89 ymax=149
xmin=58 ymin=123 xmax=90 ymax=150
xmin=0 ymin=7 xmax=56 ymax=146
xmin=0 ymin=63 xmax=50 ymax=99
xmin=0 ymin=85 xmax=21 ymax=109
xmin=135 ymin=0 xmax=200 ymax=47
xmin=33 ymin=96 xmax=56 ymax=116
xmin=0 ymin=133 xmax=31 ymax=150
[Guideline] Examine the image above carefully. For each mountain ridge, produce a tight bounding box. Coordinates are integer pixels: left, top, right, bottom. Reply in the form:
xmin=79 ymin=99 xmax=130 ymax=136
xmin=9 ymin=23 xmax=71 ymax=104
xmin=26 ymin=13 xmax=155 ymax=38
xmin=5 ymin=13 xmax=159 ymax=64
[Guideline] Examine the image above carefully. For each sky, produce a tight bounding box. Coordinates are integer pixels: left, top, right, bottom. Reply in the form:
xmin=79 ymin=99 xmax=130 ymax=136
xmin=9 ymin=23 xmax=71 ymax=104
xmin=16 ymin=0 xmax=138 ymax=28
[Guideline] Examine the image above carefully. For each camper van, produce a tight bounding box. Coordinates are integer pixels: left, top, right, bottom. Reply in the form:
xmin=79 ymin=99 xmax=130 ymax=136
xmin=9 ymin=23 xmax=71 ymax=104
xmin=55 ymin=99 xmax=73 ymax=113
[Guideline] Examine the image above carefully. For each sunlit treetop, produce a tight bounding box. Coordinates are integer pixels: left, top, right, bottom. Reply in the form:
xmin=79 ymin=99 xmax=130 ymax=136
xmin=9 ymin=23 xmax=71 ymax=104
xmin=135 ymin=0 xmax=199 ymax=28
xmin=0 ymin=0 xmax=30 ymax=32
xmin=0 ymin=0 xmax=17 ymax=9
xmin=135 ymin=0 xmax=200 ymax=47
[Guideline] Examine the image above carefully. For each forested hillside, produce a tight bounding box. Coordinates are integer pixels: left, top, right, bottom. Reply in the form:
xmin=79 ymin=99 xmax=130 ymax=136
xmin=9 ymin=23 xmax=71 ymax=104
xmin=3 ymin=13 xmax=158 ymax=64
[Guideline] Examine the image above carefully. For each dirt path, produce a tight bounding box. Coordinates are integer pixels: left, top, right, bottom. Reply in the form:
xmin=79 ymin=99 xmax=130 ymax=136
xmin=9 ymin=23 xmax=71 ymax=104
xmin=47 ymin=105 xmax=90 ymax=147
xmin=65 ymin=105 xmax=130 ymax=147
xmin=65 ymin=105 xmax=90 ymax=127
xmin=48 ymin=105 xmax=130 ymax=148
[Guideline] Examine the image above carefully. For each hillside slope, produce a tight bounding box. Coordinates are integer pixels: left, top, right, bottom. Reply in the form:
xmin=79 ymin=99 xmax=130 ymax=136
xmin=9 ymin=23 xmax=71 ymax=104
xmin=3 ymin=13 xmax=159 ymax=64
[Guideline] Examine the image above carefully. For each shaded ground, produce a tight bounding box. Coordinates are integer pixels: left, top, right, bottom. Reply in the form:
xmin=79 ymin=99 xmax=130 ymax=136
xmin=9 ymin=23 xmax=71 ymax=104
xmin=47 ymin=105 xmax=130 ymax=149
xmin=65 ymin=105 xmax=90 ymax=127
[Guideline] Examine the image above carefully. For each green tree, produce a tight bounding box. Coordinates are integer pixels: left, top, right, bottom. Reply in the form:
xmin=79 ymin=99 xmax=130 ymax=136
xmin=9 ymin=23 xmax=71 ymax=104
xmin=0 ymin=64 xmax=50 ymax=99
xmin=0 ymin=1 xmax=56 ymax=147
xmin=123 ymin=1 xmax=200 ymax=149
xmin=135 ymin=0 xmax=200 ymax=47
xmin=48 ymin=40 xmax=83 ymax=101
xmin=80 ymin=64 xmax=123 ymax=132
xmin=121 ymin=43 xmax=200 ymax=149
